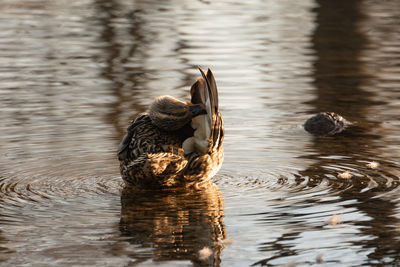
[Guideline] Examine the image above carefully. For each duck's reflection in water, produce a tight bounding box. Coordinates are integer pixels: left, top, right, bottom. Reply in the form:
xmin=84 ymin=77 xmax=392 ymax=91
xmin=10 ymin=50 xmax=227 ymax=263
xmin=119 ymin=183 xmax=226 ymax=266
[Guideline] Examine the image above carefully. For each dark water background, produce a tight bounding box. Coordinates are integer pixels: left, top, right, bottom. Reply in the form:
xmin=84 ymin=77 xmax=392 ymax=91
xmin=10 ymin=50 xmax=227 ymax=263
xmin=1 ymin=0 xmax=400 ymax=266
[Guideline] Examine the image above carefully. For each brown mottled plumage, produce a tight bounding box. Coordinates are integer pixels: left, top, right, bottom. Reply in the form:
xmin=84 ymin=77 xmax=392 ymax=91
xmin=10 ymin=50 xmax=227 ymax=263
xmin=118 ymin=68 xmax=224 ymax=189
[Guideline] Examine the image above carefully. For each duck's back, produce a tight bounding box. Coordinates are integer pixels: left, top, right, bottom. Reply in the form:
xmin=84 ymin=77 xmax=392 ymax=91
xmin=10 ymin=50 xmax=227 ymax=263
xmin=118 ymin=114 xmax=194 ymax=188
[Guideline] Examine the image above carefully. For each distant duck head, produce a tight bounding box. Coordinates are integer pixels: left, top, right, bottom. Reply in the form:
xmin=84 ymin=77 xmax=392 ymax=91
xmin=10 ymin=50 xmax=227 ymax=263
xmin=149 ymin=95 xmax=206 ymax=131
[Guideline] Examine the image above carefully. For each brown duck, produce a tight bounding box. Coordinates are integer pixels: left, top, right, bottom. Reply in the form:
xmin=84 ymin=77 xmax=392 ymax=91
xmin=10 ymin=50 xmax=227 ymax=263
xmin=118 ymin=68 xmax=224 ymax=189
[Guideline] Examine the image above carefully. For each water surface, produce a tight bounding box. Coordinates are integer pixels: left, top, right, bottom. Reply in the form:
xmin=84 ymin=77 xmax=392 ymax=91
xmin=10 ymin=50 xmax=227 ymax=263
xmin=0 ymin=0 xmax=400 ymax=266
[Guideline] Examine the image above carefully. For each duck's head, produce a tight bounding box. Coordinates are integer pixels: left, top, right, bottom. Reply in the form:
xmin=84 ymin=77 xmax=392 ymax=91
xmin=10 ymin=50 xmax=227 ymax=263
xmin=149 ymin=95 xmax=206 ymax=131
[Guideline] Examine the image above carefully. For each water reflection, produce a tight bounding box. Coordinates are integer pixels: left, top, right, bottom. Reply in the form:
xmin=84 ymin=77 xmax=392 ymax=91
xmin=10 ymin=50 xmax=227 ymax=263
xmin=119 ymin=184 xmax=226 ymax=266
xmin=305 ymin=1 xmax=400 ymax=265
xmin=342 ymin=189 xmax=400 ymax=265
xmin=93 ymin=0 xmax=149 ymax=140
xmin=303 ymin=0 xmax=400 ymax=191
xmin=252 ymin=0 xmax=400 ymax=265
xmin=307 ymin=0 xmax=376 ymax=118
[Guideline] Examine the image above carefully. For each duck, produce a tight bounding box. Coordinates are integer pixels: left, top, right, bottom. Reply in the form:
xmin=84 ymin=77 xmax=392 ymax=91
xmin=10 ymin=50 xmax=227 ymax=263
xmin=118 ymin=67 xmax=224 ymax=189
xmin=304 ymin=112 xmax=348 ymax=136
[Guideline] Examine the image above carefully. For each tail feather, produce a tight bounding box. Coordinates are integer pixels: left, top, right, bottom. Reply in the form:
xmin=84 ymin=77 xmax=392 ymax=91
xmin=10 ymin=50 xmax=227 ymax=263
xmin=197 ymin=67 xmax=223 ymax=152
xmin=206 ymin=69 xmax=219 ymax=110
xmin=198 ymin=68 xmax=214 ymax=126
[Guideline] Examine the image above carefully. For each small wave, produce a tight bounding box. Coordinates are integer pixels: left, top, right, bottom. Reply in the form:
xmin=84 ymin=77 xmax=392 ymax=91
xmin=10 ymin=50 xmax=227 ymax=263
xmin=0 ymin=156 xmax=122 ymax=208
xmin=215 ymin=157 xmax=400 ymax=201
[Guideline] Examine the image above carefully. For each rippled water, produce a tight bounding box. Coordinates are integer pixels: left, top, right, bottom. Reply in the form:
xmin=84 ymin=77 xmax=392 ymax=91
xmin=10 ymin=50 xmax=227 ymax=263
xmin=0 ymin=0 xmax=399 ymax=266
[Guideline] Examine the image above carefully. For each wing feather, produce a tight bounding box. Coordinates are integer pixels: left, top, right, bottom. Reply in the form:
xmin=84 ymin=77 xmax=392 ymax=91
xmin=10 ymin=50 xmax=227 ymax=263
xmin=198 ymin=67 xmax=223 ymax=151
